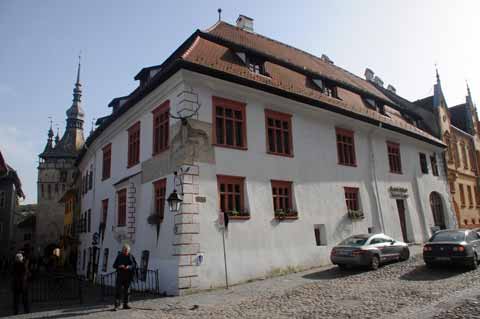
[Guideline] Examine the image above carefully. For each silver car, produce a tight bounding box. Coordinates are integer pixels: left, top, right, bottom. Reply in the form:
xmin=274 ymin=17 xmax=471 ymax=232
xmin=330 ymin=233 xmax=410 ymax=270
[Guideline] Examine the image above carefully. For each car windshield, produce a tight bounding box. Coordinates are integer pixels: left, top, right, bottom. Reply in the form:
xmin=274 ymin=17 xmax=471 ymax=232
xmin=430 ymin=231 xmax=465 ymax=242
xmin=340 ymin=236 xmax=369 ymax=246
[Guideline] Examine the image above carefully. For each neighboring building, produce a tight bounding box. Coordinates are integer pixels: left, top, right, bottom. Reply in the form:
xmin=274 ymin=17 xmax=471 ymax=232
xmin=0 ymin=151 xmax=25 ymax=257
xmin=59 ymin=187 xmax=79 ymax=271
xmin=36 ymin=61 xmax=85 ymax=257
xmin=76 ymin=16 xmax=455 ymax=295
xmin=13 ymin=204 xmax=36 ymax=255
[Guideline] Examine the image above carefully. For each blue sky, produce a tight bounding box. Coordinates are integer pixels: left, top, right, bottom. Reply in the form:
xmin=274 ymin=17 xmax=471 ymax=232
xmin=1 ymin=0 xmax=479 ymax=204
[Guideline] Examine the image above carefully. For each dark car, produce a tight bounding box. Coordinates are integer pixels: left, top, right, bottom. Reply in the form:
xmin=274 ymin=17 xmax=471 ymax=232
xmin=423 ymin=229 xmax=480 ymax=269
xmin=330 ymin=233 xmax=410 ymax=270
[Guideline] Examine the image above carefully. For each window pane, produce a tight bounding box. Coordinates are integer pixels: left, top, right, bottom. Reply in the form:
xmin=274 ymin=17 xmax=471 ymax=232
xmin=235 ymin=110 xmax=242 ymax=120
xmin=225 ymin=108 xmax=233 ymax=118
xmin=226 ymin=119 xmax=233 ymax=145
xmin=276 ymin=129 xmax=283 ymax=153
xmin=216 ymin=118 xmax=224 ymax=144
xmin=235 ymin=194 xmax=241 ymax=211
xmin=268 ymin=129 xmax=275 ymax=152
xmin=283 ymin=131 xmax=290 ymax=154
xmin=236 ymin=122 xmax=243 ymax=147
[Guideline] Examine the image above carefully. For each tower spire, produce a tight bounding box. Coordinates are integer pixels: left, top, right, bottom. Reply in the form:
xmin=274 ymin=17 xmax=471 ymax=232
xmin=435 ymin=64 xmax=441 ymax=85
xmin=66 ymin=55 xmax=85 ymax=129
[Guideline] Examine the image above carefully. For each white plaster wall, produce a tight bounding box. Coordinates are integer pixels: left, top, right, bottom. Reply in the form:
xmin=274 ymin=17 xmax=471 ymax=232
xmin=182 ymin=71 xmax=454 ymax=290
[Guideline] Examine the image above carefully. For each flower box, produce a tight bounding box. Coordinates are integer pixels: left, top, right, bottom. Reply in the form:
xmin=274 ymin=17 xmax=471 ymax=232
xmin=227 ymin=210 xmax=250 ymax=220
xmin=274 ymin=209 xmax=298 ymax=220
xmin=347 ymin=210 xmax=365 ymax=220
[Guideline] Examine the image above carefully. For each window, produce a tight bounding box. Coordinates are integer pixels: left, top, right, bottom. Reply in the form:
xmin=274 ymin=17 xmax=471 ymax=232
xmin=153 ymin=179 xmax=166 ymax=221
xmin=459 ymin=184 xmax=466 ymax=207
xmin=88 ymin=170 xmax=93 ymax=190
xmin=217 ymin=175 xmax=247 ymax=217
xmin=101 ymin=199 xmax=108 ymax=224
xmin=419 ymin=153 xmax=428 ymax=174
xmin=431 ymin=155 xmax=439 ymax=176
xmin=336 ymin=128 xmax=356 ymax=166
xmin=127 ymin=122 xmax=141 ymax=167
xmin=87 ymin=209 xmax=91 ymax=233
xmin=246 ymin=55 xmax=266 ymax=75
xmin=265 ymin=109 xmax=293 ymax=157
xmin=41 ymin=184 xmax=45 ymax=198
xmin=444 ymin=132 xmax=453 ymax=163
xmin=461 ymin=142 xmax=468 ymax=169
xmin=475 ymin=187 xmax=480 ymax=208
xmin=140 ymin=250 xmax=150 ymax=281
xmin=102 ymin=248 xmax=109 ymax=272
xmin=469 ymin=146 xmax=476 ymax=172
xmin=467 ymin=185 xmax=473 ymax=208
xmin=102 ymin=144 xmax=111 ymax=180
xmin=387 ymin=142 xmax=402 ymax=174
xmin=117 ymin=189 xmax=127 ymax=226
xmin=453 ymin=139 xmax=460 ymax=167
xmin=314 ymin=224 xmax=327 ymax=246
xmin=213 ymin=97 xmax=247 ymax=149
xmin=0 ymin=191 xmax=5 ymax=208
xmin=344 ymin=187 xmax=360 ymax=212
xmin=271 ymin=180 xmax=295 ymax=216
xmin=152 ymin=101 xmax=170 ymax=155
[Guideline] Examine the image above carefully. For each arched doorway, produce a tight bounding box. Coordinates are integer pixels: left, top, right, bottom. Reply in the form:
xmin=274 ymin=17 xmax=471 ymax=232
xmin=430 ymin=192 xmax=446 ymax=229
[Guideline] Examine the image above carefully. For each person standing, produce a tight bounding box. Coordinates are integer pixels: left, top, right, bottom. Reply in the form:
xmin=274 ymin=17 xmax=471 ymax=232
xmin=12 ymin=252 xmax=30 ymax=315
xmin=112 ymin=244 xmax=137 ymax=310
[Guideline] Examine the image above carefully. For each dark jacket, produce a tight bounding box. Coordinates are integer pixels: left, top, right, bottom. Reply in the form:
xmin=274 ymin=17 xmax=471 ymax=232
xmin=12 ymin=261 xmax=28 ymax=291
xmin=113 ymin=253 xmax=137 ymax=283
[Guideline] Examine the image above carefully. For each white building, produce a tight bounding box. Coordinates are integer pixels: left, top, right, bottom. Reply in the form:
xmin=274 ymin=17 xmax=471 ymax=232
xmin=76 ymin=16 xmax=456 ymax=295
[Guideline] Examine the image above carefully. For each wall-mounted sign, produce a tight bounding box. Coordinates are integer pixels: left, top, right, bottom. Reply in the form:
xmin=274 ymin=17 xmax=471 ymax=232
xmin=389 ymin=187 xmax=409 ymax=199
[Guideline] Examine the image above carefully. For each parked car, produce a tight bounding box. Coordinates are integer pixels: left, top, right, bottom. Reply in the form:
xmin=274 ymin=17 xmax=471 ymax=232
xmin=423 ymin=229 xmax=480 ymax=269
xmin=330 ymin=233 xmax=410 ymax=270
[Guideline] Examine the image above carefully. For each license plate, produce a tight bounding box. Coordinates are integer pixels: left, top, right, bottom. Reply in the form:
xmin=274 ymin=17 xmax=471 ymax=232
xmin=436 ymin=257 xmax=450 ymax=261
xmin=338 ymin=251 xmax=352 ymax=257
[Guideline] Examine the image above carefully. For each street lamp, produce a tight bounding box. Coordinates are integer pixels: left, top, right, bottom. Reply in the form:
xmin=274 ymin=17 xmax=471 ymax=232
xmin=167 ymin=189 xmax=183 ymax=213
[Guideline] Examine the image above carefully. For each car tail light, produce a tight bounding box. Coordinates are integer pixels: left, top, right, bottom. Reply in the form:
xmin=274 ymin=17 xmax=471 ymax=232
xmin=423 ymin=246 xmax=432 ymax=252
xmin=453 ymin=246 xmax=465 ymax=252
xmin=352 ymin=249 xmax=366 ymax=256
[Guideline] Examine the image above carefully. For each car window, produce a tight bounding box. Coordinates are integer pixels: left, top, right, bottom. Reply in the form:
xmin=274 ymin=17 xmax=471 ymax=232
xmin=467 ymin=231 xmax=480 ymax=242
xmin=340 ymin=236 xmax=368 ymax=246
xmin=370 ymin=238 xmax=386 ymax=245
xmin=430 ymin=231 xmax=465 ymax=242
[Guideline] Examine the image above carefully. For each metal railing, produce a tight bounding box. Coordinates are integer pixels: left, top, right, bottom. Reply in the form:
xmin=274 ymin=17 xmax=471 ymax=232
xmin=100 ymin=269 xmax=160 ymax=300
xmin=30 ymin=272 xmax=83 ymax=304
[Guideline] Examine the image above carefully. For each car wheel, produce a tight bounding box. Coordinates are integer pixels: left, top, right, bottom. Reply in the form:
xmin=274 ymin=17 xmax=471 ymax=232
xmin=467 ymin=253 xmax=478 ymax=270
xmin=370 ymin=255 xmax=380 ymax=270
xmin=400 ymin=247 xmax=410 ymax=261
xmin=338 ymin=264 xmax=348 ymax=270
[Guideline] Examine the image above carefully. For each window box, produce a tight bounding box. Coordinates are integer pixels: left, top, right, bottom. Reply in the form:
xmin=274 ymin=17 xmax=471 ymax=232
xmin=274 ymin=209 xmax=298 ymax=220
xmin=347 ymin=210 xmax=365 ymax=220
xmin=227 ymin=210 xmax=250 ymax=220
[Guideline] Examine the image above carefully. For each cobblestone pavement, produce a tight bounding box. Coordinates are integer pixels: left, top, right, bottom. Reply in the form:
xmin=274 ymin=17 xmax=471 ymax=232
xmin=8 ymin=249 xmax=480 ymax=319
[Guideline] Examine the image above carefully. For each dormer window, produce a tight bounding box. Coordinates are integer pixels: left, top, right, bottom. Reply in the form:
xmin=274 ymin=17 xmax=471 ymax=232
xmin=364 ymin=98 xmax=385 ymax=114
xmin=246 ymin=55 xmax=266 ymax=76
xmin=312 ymin=78 xmax=338 ymax=99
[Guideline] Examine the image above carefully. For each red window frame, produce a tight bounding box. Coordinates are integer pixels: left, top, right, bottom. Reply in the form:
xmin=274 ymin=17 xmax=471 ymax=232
xmin=459 ymin=184 xmax=466 ymax=207
xmin=102 ymin=144 xmax=111 ymax=180
xmin=336 ymin=128 xmax=356 ymax=166
xmin=344 ymin=187 xmax=359 ymax=212
xmin=101 ymin=199 xmax=108 ymax=224
xmin=387 ymin=141 xmax=402 ymax=174
xmin=127 ymin=122 xmax=141 ymax=168
xmin=152 ymin=101 xmax=170 ymax=155
xmin=117 ymin=189 xmax=127 ymax=226
xmin=265 ymin=109 xmax=293 ymax=157
xmin=153 ymin=179 xmax=167 ymax=221
xmin=217 ymin=175 xmax=247 ymax=218
xmin=212 ymin=96 xmax=247 ymax=150
xmin=271 ymin=180 xmax=294 ymax=213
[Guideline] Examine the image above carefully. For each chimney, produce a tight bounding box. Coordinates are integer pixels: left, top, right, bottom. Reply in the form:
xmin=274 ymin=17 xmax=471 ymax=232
xmin=373 ymin=76 xmax=384 ymax=87
xmin=387 ymin=84 xmax=396 ymax=93
xmin=365 ymin=68 xmax=374 ymax=82
xmin=236 ymin=15 xmax=254 ymax=32
xmin=321 ymin=54 xmax=334 ymax=64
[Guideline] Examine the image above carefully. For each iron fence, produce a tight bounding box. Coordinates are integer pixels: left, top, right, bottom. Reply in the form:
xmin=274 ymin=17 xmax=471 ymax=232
xmin=100 ymin=269 xmax=159 ymax=300
xmin=30 ymin=272 xmax=83 ymax=304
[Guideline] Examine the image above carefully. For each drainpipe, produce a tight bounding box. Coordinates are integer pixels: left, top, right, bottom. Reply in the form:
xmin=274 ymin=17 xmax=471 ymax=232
xmin=368 ymin=123 xmax=385 ymax=233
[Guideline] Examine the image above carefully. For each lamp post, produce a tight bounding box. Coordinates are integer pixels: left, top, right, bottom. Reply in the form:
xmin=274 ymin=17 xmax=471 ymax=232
xmin=167 ymin=189 xmax=183 ymax=213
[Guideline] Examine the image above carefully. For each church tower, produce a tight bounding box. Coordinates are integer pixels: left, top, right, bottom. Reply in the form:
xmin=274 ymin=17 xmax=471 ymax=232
xmin=36 ymin=59 xmax=85 ymax=256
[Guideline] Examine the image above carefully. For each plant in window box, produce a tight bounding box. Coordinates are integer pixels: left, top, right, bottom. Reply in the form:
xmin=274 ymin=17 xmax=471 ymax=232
xmin=347 ymin=210 xmax=364 ymax=220
xmin=228 ymin=210 xmax=249 ymax=219
xmin=275 ymin=208 xmax=298 ymax=220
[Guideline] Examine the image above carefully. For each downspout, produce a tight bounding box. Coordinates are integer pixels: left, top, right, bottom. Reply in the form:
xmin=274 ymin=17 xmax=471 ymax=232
xmin=368 ymin=122 xmax=385 ymax=233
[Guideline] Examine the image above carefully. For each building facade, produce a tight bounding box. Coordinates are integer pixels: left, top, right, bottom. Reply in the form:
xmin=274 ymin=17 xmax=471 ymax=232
xmin=36 ymin=62 xmax=85 ymax=257
xmin=0 ymin=151 xmax=24 ymax=257
xmin=76 ymin=16 xmax=455 ymax=295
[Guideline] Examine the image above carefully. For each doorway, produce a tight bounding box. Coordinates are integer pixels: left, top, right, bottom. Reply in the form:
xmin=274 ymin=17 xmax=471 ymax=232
xmin=396 ymin=199 xmax=408 ymax=242
xmin=430 ymin=192 xmax=446 ymax=229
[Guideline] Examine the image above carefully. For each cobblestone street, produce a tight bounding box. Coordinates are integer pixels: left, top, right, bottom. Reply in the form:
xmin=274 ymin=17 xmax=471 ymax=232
xmin=7 ymin=249 xmax=480 ymax=319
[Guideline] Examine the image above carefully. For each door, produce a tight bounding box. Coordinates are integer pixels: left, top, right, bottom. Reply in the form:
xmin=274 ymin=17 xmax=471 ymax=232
xmin=430 ymin=192 xmax=446 ymax=229
xmin=396 ymin=199 xmax=408 ymax=242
